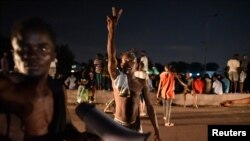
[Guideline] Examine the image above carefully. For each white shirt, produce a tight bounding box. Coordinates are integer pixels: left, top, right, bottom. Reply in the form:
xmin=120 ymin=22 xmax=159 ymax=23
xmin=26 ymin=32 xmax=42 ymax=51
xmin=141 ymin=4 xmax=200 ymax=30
xmin=140 ymin=56 xmax=148 ymax=72
xmin=227 ymin=59 xmax=240 ymax=72
xmin=212 ymin=80 xmax=223 ymax=95
xmin=65 ymin=76 xmax=77 ymax=89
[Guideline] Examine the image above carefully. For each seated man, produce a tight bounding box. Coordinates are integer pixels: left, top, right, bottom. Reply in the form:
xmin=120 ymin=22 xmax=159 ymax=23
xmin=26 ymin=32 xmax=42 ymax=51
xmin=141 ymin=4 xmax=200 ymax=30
xmin=212 ymin=75 xmax=223 ymax=95
xmin=0 ymin=17 xmax=100 ymax=141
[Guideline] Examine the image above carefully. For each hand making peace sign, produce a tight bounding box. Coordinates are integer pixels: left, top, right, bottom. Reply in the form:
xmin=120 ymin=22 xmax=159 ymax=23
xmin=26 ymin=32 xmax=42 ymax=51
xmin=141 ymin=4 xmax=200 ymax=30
xmin=106 ymin=7 xmax=123 ymax=33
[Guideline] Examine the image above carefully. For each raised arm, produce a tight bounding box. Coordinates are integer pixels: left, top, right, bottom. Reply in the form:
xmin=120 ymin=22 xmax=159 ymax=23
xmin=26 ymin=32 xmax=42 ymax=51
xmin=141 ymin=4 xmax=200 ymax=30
xmin=106 ymin=7 xmax=123 ymax=80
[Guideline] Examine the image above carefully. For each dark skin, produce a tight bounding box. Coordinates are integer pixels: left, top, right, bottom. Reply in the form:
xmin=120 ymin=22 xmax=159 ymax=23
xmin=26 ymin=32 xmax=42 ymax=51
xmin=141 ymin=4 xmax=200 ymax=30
xmin=107 ymin=7 xmax=161 ymax=141
xmin=220 ymin=97 xmax=250 ymax=107
xmin=0 ymin=26 xmax=101 ymax=141
xmin=0 ymin=31 xmax=57 ymax=140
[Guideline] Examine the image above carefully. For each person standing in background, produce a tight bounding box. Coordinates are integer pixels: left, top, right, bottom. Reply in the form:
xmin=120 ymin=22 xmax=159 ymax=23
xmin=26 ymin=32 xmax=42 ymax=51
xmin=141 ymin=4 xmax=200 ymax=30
xmin=49 ymin=57 xmax=57 ymax=79
xmin=140 ymin=50 xmax=148 ymax=74
xmin=157 ymin=64 xmax=175 ymax=127
xmin=239 ymin=54 xmax=248 ymax=93
xmin=93 ymin=54 xmax=103 ymax=90
xmin=139 ymin=50 xmax=149 ymax=117
xmin=183 ymin=73 xmax=193 ymax=107
xmin=192 ymin=76 xmax=205 ymax=108
xmin=64 ymin=73 xmax=77 ymax=90
xmin=88 ymin=71 xmax=97 ymax=103
xmin=227 ymin=54 xmax=240 ymax=93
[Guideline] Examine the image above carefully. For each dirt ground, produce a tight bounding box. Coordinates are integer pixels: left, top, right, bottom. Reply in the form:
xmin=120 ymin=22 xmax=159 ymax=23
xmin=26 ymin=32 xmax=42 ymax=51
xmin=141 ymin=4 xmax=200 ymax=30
xmin=66 ymin=90 xmax=250 ymax=141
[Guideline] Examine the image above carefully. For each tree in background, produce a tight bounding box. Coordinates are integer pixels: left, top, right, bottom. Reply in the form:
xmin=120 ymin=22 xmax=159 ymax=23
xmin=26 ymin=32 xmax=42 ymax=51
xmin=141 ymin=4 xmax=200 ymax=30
xmin=189 ymin=62 xmax=203 ymax=73
xmin=206 ymin=62 xmax=219 ymax=71
xmin=56 ymin=44 xmax=75 ymax=77
xmin=0 ymin=35 xmax=14 ymax=71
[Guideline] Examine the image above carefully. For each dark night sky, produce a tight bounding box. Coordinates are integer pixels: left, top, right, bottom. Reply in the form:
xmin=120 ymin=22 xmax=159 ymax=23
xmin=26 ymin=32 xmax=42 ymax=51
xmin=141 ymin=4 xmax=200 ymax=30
xmin=1 ymin=0 xmax=250 ymax=70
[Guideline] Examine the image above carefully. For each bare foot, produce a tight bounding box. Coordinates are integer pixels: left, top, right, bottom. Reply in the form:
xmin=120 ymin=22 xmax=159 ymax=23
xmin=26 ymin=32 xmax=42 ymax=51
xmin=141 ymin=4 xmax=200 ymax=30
xmin=220 ymin=100 xmax=232 ymax=107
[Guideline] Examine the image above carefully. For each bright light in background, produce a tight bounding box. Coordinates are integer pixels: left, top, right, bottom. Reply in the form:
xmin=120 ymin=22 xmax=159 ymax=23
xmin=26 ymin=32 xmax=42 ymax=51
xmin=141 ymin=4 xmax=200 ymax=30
xmin=72 ymin=65 xmax=76 ymax=69
xmin=189 ymin=73 xmax=192 ymax=77
xmin=197 ymin=73 xmax=200 ymax=76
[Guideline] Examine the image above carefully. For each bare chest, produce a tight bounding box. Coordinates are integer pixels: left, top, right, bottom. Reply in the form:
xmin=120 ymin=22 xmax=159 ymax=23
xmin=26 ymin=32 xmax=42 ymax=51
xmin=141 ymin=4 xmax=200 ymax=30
xmin=128 ymin=78 xmax=144 ymax=93
xmin=23 ymin=94 xmax=54 ymax=135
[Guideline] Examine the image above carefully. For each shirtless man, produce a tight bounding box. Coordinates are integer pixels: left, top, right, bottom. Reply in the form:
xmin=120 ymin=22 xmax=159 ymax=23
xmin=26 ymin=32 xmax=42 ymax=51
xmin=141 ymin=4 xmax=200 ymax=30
xmin=0 ymin=17 xmax=100 ymax=141
xmin=106 ymin=7 xmax=161 ymax=141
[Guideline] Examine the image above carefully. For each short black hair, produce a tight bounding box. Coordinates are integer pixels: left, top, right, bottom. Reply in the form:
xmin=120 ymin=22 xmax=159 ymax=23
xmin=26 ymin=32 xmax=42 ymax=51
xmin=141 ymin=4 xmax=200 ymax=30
xmin=164 ymin=64 xmax=174 ymax=72
xmin=11 ymin=17 xmax=56 ymax=43
xmin=122 ymin=51 xmax=137 ymax=61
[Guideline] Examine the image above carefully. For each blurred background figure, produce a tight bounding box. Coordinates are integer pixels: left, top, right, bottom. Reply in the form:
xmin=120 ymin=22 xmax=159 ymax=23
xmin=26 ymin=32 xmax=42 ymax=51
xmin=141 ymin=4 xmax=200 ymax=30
xmin=49 ymin=57 xmax=58 ymax=79
xmin=212 ymin=74 xmax=223 ymax=95
xmin=239 ymin=54 xmax=248 ymax=93
xmin=64 ymin=73 xmax=77 ymax=90
xmin=227 ymin=53 xmax=240 ymax=93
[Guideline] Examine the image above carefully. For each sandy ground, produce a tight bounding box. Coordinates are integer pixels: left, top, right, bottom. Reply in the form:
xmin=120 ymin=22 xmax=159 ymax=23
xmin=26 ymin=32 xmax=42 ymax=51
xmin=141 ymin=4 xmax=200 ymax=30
xmin=66 ymin=90 xmax=250 ymax=141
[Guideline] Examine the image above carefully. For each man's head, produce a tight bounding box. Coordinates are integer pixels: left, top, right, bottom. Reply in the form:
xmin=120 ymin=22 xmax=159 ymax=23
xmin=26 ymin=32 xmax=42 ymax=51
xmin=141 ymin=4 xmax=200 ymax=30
xmin=186 ymin=72 xmax=191 ymax=78
xmin=11 ymin=17 xmax=56 ymax=77
xmin=120 ymin=51 xmax=137 ymax=74
xmin=164 ymin=64 xmax=172 ymax=72
xmin=212 ymin=74 xmax=218 ymax=81
xmin=141 ymin=50 xmax=146 ymax=57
